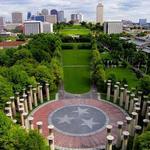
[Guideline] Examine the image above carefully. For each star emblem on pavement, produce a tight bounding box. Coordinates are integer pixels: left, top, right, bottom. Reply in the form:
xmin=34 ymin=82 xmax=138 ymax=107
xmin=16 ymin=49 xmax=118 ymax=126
xmin=73 ymin=107 xmax=89 ymax=116
xmin=81 ymin=118 xmax=100 ymax=129
xmin=57 ymin=115 xmax=74 ymax=124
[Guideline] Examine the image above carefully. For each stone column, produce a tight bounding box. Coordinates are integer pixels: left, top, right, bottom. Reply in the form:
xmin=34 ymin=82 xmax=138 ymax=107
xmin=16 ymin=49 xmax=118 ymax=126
xmin=142 ymin=96 xmax=148 ymax=117
xmin=106 ymin=125 xmax=113 ymax=136
xmin=126 ymin=116 xmax=132 ymax=134
xmin=47 ymin=135 xmax=55 ymax=150
xmin=23 ymin=112 xmax=28 ymax=129
xmin=146 ymin=112 xmax=150 ymax=120
xmin=39 ymin=86 xmax=43 ymax=103
xmin=113 ymin=85 xmax=118 ymax=103
xmin=120 ymin=88 xmax=124 ymax=107
xmin=10 ymin=96 xmax=16 ymax=116
xmin=97 ymin=92 xmax=101 ymax=100
xmin=143 ymin=119 xmax=150 ymax=132
xmin=22 ymin=88 xmax=26 ymax=96
xmin=33 ymin=88 xmax=38 ymax=107
xmin=27 ymin=91 xmax=32 ymax=111
xmin=19 ymin=108 xmax=25 ymax=127
xmin=48 ymin=124 xmax=54 ymax=136
xmin=116 ymin=82 xmax=120 ymax=99
xmin=5 ymin=107 xmax=13 ymax=119
xmin=15 ymin=92 xmax=20 ymax=110
xmin=107 ymin=83 xmax=111 ymax=101
xmin=23 ymin=94 xmax=28 ymax=114
xmin=106 ymin=135 xmax=114 ymax=150
xmin=129 ymin=94 xmax=135 ymax=114
xmin=121 ymin=131 xmax=130 ymax=150
xmin=123 ymin=84 xmax=128 ymax=102
xmin=28 ymin=116 xmax=34 ymax=130
xmin=37 ymin=83 xmax=41 ymax=100
xmin=131 ymin=112 xmax=138 ymax=136
xmin=19 ymin=98 xmax=25 ymax=113
xmin=45 ymin=83 xmax=50 ymax=101
xmin=134 ymin=107 xmax=140 ymax=125
xmin=28 ymin=85 xmax=33 ymax=103
xmin=132 ymin=125 xmax=142 ymax=150
xmin=138 ymin=91 xmax=142 ymax=105
xmin=116 ymin=121 xmax=123 ymax=148
xmin=6 ymin=101 xmax=12 ymax=116
xmin=125 ymin=91 xmax=130 ymax=111
xmin=36 ymin=121 xmax=43 ymax=134
xmin=146 ymin=106 xmax=150 ymax=119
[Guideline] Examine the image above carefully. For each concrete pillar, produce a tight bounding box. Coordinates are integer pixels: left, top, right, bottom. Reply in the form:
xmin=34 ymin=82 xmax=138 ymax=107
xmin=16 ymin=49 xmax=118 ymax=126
xmin=146 ymin=106 xmax=150 ymax=119
xmin=129 ymin=94 xmax=135 ymax=114
xmin=113 ymin=85 xmax=118 ymax=103
xmin=134 ymin=107 xmax=140 ymax=125
xmin=23 ymin=94 xmax=28 ymax=114
xmin=116 ymin=82 xmax=120 ymax=99
xmin=19 ymin=108 xmax=24 ymax=127
xmin=47 ymin=135 xmax=55 ymax=150
xmin=15 ymin=92 xmax=20 ymax=110
xmin=107 ymin=83 xmax=111 ymax=101
xmin=27 ymin=91 xmax=32 ymax=111
xmin=33 ymin=88 xmax=38 ymax=107
xmin=106 ymin=135 xmax=114 ymax=150
xmin=23 ymin=112 xmax=28 ymax=129
xmin=121 ymin=131 xmax=130 ymax=150
xmin=22 ymin=88 xmax=26 ymax=96
xmin=125 ymin=91 xmax=130 ymax=111
xmin=19 ymin=98 xmax=25 ymax=113
xmin=142 ymin=96 xmax=148 ymax=117
xmin=143 ymin=119 xmax=150 ymax=132
xmin=123 ymin=84 xmax=128 ymax=102
xmin=45 ymin=83 xmax=50 ymax=101
xmin=6 ymin=101 xmax=12 ymax=116
xmin=131 ymin=112 xmax=138 ymax=136
xmin=28 ymin=116 xmax=34 ymax=130
xmin=97 ymin=92 xmax=101 ymax=100
xmin=10 ymin=96 xmax=16 ymax=116
xmin=146 ymin=112 xmax=150 ymax=120
xmin=5 ymin=107 xmax=13 ymax=119
xmin=119 ymin=87 xmax=124 ymax=107
xmin=106 ymin=125 xmax=113 ymax=136
xmin=132 ymin=125 xmax=142 ymax=150
xmin=39 ymin=86 xmax=43 ymax=103
xmin=138 ymin=91 xmax=142 ymax=105
xmin=116 ymin=121 xmax=123 ymax=148
xmin=48 ymin=124 xmax=54 ymax=136
xmin=36 ymin=121 xmax=43 ymax=134
xmin=28 ymin=85 xmax=33 ymax=103
xmin=37 ymin=83 xmax=41 ymax=100
xmin=126 ymin=116 xmax=132 ymax=134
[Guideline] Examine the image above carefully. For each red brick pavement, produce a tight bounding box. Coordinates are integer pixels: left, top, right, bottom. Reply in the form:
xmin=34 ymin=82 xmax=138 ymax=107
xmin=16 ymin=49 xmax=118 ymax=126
xmin=31 ymin=99 xmax=128 ymax=149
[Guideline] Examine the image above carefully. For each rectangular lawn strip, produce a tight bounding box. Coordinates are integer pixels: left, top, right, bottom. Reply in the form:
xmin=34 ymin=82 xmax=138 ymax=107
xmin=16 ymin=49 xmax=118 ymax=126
xmin=105 ymin=68 xmax=139 ymax=88
xmin=62 ymin=50 xmax=91 ymax=66
xmin=63 ymin=67 xmax=91 ymax=94
xmin=60 ymin=29 xmax=90 ymax=35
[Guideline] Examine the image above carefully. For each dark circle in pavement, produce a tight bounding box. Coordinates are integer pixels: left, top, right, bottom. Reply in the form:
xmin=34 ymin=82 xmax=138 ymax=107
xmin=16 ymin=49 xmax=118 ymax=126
xmin=48 ymin=105 xmax=109 ymax=136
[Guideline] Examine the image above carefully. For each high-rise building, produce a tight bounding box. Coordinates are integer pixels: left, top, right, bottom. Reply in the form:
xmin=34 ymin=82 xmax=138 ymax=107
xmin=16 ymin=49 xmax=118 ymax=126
xmin=45 ymin=15 xmax=57 ymax=24
xmin=96 ymin=2 xmax=104 ymax=25
xmin=41 ymin=9 xmax=49 ymax=16
xmin=35 ymin=15 xmax=45 ymax=22
xmin=12 ymin=12 xmax=23 ymax=23
xmin=50 ymin=9 xmax=58 ymax=22
xmin=0 ymin=17 xmax=5 ymax=32
xmin=43 ymin=22 xmax=53 ymax=33
xmin=58 ymin=11 xmax=65 ymax=23
xmin=139 ymin=19 xmax=147 ymax=26
xmin=24 ymin=21 xmax=43 ymax=35
xmin=104 ymin=21 xmax=123 ymax=34
xmin=71 ymin=13 xmax=83 ymax=23
xmin=27 ymin=12 xmax=32 ymax=20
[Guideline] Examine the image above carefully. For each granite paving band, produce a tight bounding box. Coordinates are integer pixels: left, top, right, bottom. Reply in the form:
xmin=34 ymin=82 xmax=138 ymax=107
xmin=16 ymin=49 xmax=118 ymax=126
xmin=31 ymin=99 xmax=127 ymax=149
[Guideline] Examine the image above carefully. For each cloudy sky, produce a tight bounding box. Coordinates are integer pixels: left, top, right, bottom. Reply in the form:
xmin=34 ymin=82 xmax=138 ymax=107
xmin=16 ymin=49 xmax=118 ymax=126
xmin=0 ymin=0 xmax=150 ymax=22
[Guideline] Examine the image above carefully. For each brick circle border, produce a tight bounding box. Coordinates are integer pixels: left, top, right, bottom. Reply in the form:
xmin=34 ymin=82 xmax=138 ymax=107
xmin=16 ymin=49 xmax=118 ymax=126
xmin=29 ymin=99 xmax=128 ymax=150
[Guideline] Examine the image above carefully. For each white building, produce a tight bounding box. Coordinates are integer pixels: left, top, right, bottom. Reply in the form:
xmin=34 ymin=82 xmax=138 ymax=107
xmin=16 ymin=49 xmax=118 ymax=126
xmin=45 ymin=15 xmax=57 ymax=24
xmin=104 ymin=21 xmax=123 ymax=34
xmin=12 ymin=12 xmax=23 ymax=23
xmin=5 ymin=23 xmax=22 ymax=30
xmin=43 ymin=22 xmax=53 ymax=33
xmin=24 ymin=21 xmax=43 ymax=35
xmin=96 ymin=2 xmax=104 ymax=25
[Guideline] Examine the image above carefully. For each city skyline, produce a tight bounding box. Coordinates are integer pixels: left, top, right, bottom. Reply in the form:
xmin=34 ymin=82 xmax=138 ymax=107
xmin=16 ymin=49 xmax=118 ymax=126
xmin=0 ymin=0 xmax=150 ymax=22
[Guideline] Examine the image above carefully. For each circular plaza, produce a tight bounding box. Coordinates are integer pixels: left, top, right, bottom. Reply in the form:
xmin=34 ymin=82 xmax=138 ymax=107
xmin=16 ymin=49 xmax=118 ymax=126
xmin=30 ymin=98 xmax=127 ymax=149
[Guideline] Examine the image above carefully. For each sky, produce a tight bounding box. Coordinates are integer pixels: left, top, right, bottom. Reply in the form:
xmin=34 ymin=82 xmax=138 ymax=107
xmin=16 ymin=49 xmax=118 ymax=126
xmin=0 ymin=0 xmax=150 ymax=22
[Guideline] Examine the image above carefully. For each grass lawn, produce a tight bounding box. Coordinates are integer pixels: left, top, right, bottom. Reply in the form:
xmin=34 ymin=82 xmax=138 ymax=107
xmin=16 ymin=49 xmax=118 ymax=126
xmin=62 ymin=50 xmax=91 ymax=66
xmin=105 ymin=67 xmax=139 ymax=88
xmin=62 ymin=50 xmax=91 ymax=93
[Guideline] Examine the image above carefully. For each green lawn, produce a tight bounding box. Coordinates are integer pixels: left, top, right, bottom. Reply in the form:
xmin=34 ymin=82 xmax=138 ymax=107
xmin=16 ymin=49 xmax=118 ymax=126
xmin=106 ymin=68 xmax=139 ymax=88
xmin=62 ymin=49 xmax=91 ymax=93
